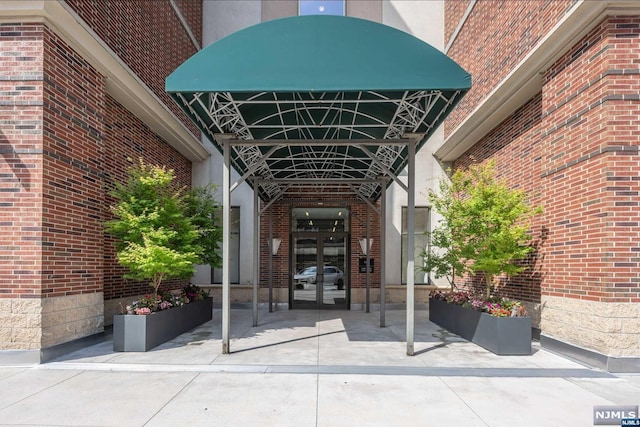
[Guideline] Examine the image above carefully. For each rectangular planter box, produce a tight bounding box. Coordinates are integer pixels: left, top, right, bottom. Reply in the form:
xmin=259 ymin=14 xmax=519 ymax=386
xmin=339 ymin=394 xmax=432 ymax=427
xmin=113 ymin=297 xmax=213 ymax=352
xmin=429 ymin=298 xmax=531 ymax=355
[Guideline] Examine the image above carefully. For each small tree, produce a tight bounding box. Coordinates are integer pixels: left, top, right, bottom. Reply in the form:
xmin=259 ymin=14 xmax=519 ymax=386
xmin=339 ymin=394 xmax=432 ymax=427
xmin=105 ymin=160 xmax=202 ymax=295
xmin=421 ymin=161 xmax=542 ymax=298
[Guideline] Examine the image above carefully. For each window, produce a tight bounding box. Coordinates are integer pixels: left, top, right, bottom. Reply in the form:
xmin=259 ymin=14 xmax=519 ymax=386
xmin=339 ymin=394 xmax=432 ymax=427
xmin=291 ymin=207 xmax=349 ymax=232
xmin=401 ymin=207 xmax=431 ymax=285
xmin=298 ymin=0 xmax=345 ymax=16
xmin=212 ymin=207 xmax=240 ymax=284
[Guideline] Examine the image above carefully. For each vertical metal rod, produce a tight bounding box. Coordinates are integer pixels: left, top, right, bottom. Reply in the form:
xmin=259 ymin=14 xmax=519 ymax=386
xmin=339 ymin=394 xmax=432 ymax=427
xmin=406 ymin=141 xmax=416 ymax=356
xmin=380 ymin=181 xmax=386 ymax=327
xmin=365 ymin=203 xmax=370 ymax=313
xmin=252 ymin=183 xmax=259 ymax=327
xmin=268 ymin=205 xmax=274 ymax=312
xmin=222 ymin=139 xmax=231 ymax=354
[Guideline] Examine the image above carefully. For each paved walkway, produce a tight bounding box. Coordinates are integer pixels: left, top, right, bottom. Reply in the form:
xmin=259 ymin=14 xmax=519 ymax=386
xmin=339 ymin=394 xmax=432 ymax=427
xmin=1 ymin=307 xmax=639 ymax=426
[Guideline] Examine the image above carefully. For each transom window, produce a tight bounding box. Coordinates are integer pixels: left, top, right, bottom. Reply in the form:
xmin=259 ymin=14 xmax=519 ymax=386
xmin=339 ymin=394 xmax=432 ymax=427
xmin=299 ymin=0 xmax=345 ymax=16
xmin=291 ymin=207 xmax=349 ymax=232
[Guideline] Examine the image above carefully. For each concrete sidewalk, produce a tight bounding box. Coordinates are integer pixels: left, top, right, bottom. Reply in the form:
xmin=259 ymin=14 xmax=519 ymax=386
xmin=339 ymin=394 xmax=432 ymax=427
xmin=1 ymin=307 xmax=639 ymax=426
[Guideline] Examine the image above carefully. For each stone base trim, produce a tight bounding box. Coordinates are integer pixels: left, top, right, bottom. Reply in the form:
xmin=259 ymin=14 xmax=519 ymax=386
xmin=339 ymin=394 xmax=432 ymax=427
xmin=0 ymin=298 xmax=43 ymax=350
xmin=541 ymin=334 xmax=640 ymax=373
xmin=0 ymin=330 xmax=106 ymax=365
xmin=42 ymin=293 xmax=104 ymax=348
xmin=541 ymin=295 xmax=640 ymax=357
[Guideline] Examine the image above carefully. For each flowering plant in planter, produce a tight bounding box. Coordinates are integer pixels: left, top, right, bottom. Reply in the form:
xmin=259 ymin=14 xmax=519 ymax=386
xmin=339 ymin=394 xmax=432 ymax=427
xmin=430 ymin=290 xmax=527 ymax=318
xmin=182 ymin=284 xmax=210 ymax=303
xmin=124 ymin=286 xmax=209 ymax=315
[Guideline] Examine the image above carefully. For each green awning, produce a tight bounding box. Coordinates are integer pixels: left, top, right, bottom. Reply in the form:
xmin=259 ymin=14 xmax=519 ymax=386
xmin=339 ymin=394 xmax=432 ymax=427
xmin=166 ymin=15 xmax=471 ymax=201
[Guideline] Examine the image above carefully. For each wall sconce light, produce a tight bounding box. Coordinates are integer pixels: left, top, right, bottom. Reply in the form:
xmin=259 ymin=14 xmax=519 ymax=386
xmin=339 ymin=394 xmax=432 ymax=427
xmin=270 ymin=238 xmax=282 ymax=256
xmin=358 ymin=238 xmax=373 ymax=256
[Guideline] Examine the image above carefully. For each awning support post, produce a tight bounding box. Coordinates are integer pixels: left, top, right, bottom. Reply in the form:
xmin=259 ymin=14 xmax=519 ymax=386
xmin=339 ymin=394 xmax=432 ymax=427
xmin=406 ymin=140 xmax=416 ymax=356
xmin=253 ymin=181 xmax=259 ymax=327
xmin=222 ymin=138 xmax=231 ymax=354
xmin=380 ymin=179 xmax=386 ymax=327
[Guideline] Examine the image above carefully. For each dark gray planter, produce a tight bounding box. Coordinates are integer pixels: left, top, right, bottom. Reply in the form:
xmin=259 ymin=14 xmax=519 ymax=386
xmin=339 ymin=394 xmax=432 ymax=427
xmin=429 ymin=298 xmax=531 ymax=355
xmin=113 ymin=297 xmax=213 ymax=352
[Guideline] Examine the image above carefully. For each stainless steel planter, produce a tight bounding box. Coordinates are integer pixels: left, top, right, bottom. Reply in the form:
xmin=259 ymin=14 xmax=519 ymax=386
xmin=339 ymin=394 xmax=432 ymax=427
xmin=113 ymin=297 xmax=213 ymax=352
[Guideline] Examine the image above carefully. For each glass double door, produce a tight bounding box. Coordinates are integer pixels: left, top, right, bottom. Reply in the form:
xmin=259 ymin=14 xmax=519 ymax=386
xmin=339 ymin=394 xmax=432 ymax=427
xmin=292 ymin=233 xmax=348 ymax=309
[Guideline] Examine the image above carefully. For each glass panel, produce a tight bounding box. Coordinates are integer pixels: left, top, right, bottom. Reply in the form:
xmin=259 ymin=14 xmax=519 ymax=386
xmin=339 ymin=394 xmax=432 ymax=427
xmin=293 ymin=236 xmax=318 ymax=305
xmin=401 ymin=207 xmax=430 ymax=285
xmin=291 ymin=207 xmax=349 ymax=232
xmin=401 ymin=233 xmax=428 ymax=285
xmin=212 ymin=207 xmax=240 ymax=284
xmin=322 ymin=236 xmax=346 ymax=306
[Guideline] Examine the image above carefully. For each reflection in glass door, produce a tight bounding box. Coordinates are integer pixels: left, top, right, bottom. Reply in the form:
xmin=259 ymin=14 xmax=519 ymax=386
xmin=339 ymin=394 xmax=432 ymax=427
xmin=321 ymin=236 xmax=346 ymax=306
xmin=292 ymin=236 xmax=318 ymax=306
xmin=292 ymin=234 xmax=347 ymax=308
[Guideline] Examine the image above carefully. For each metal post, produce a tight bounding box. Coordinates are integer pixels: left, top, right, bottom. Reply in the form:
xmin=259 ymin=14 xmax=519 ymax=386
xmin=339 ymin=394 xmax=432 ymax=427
xmin=268 ymin=205 xmax=274 ymax=312
xmin=253 ymin=183 xmax=259 ymax=327
xmin=380 ymin=180 xmax=386 ymax=327
xmin=365 ymin=203 xmax=370 ymax=313
xmin=222 ymin=139 xmax=231 ymax=354
xmin=406 ymin=141 xmax=416 ymax=356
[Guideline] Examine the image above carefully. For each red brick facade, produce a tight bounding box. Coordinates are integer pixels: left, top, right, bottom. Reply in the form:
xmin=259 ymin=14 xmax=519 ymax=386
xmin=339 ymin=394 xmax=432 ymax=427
xmin=1 ymin=0 xmax=201 ymax=307
xmin=446 ymin=4 xmax=640 ymax=308
xmin=0 ymin=23 xmax=45 ymax=299
xmin=41 ymin=26 xmax=105 ymax=298
xmin=445 ymin=0 xmax=573 ymax=134
xmin=65 ymin=0 xmax=202 ymax=138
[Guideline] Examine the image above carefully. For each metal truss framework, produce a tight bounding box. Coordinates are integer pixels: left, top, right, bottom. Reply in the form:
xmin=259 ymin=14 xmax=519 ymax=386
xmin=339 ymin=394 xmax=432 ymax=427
xmin=174 ymin=88 xmax=465 ymax=358
xmin=176 ymin=89 xmax=464 ymax=203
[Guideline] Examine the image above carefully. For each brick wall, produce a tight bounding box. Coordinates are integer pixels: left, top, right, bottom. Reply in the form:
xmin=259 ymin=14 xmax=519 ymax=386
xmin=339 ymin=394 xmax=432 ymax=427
xmin=1 ymin=19 xmax=194 ymax=348
xmin=175 ymin=0 xmax=203 ymax=43
xmin=0 ymin=23 xmax=45 ymax=299
xmin=539 ymin=17 xmax=640 ymax=303
xmin=41 ymin=26 xmax=105 ymax=298
xmin=445 ymin=0 xmax=573 ymax=134
xmin=65 ymin=0 xmax=202 ymax=137
xmin=448 ymin=13 xmax=640 ymax=308
xmin=444 ymin=0 xmax=470 ymax=47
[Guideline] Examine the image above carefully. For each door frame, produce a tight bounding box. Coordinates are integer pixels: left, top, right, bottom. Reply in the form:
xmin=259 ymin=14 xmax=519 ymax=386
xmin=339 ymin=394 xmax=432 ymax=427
xmin=289 ymin=231 xmax=350 ymax=309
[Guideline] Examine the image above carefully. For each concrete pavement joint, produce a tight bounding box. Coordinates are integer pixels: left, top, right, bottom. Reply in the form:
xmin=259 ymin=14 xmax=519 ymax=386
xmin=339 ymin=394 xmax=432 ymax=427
xmin=437 ymin=376 xmax=491 ymax=427
xmin=141 ymin=372 xmax=200 ymax=427
xmin=0 ymin=369 xmax=84 ymax=412
xmin=35 ymin=362 xmax=615 ymax=378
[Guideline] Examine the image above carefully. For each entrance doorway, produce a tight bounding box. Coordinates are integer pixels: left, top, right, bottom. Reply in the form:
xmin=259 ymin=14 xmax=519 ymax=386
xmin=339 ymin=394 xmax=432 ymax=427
xmin=290 ymin=208 xmax=349 ymax=309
